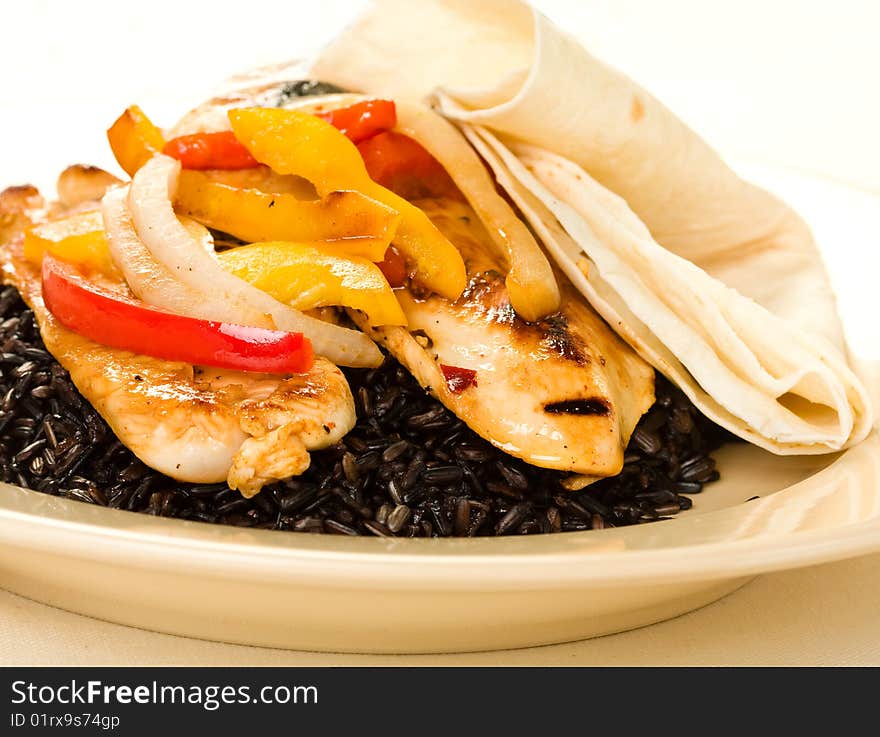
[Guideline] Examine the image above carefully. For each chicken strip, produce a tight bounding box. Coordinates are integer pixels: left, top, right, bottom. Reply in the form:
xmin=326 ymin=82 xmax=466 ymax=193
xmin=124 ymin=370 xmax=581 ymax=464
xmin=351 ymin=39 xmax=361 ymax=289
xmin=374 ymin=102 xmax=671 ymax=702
xmin=0 ymin=182 xmax=355 ymax=497
xmin=359 ymin=198 xmax=655 ymax=477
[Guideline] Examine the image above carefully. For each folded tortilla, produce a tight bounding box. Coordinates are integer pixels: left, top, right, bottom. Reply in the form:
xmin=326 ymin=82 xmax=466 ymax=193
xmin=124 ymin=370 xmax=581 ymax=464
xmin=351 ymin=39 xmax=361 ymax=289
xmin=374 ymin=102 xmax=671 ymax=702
xmin=311 ymin=0 xmax=874 ymax=453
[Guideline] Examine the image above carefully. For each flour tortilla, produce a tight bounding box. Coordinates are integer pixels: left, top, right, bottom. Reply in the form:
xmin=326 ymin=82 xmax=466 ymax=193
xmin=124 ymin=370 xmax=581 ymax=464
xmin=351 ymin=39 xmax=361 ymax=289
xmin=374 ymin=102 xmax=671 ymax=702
xmin=311 ymin=0 xmax=874 ymax=452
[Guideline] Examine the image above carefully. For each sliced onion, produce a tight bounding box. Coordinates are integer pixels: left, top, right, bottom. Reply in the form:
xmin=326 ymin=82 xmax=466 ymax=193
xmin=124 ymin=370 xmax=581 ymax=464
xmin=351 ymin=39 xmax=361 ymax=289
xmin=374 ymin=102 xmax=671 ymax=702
xmin=126 ymin=154 xmax=382 ymax=367
xmin=394 ymin=103 xmax=560 ymax=321
xmin=103 ymin=186 xmax=247 ymax=323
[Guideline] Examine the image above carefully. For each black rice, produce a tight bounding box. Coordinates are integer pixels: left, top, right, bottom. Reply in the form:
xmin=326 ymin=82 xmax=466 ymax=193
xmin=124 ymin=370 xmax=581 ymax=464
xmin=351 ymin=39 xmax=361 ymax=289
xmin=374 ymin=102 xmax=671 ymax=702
xmin=0 ymin=284 xmax=730 ymax=536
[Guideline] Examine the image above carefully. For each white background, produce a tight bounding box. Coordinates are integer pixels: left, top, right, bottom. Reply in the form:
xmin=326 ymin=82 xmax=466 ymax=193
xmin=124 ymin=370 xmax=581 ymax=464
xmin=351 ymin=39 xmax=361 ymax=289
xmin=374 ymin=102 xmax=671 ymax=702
xmin=2 ymin=0 xmax=879 ymax=193
xmin=1 ymin=1 xmax=879 ymax=664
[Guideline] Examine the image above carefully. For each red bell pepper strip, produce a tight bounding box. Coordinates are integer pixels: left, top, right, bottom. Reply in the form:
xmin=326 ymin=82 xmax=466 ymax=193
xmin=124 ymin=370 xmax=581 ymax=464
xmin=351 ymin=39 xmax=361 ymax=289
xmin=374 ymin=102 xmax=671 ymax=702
xmin=41 ymin=255 xmax=314 ymax=374
xmin=357 ymin=131 xmax=459 ymax=199
xmin=165 ymin=101 xmax=395 ymax=171
xmin=163 ymin=131 xmax=260 ymax=170
xmin=440 ymin=364 xmax=478 ymax=393
xmin=318 ymin=99 xmax=397 ymax=144
xmin=376 ymin=246 xmax=408 ymax=288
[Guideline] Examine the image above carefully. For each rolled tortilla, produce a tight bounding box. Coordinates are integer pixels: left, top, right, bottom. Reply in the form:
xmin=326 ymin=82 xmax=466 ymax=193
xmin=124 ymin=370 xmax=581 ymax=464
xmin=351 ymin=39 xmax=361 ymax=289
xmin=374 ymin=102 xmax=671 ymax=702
xmin=311 ymin=0 xmax=874 ymax=452
xmin=465 ymin=127 xmax=870 ymax=453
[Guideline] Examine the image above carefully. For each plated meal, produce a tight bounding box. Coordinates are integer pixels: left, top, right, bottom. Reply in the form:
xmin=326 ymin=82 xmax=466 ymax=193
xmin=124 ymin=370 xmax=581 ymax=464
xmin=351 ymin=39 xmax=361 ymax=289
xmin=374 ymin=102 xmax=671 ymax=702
xmin=0 ymin=0 xmax=873 ymax=540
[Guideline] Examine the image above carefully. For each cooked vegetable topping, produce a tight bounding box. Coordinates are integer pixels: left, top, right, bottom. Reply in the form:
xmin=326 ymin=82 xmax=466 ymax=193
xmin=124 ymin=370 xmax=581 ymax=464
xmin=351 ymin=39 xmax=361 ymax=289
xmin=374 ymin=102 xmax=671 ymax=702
xmin=106 ymin=105 xmax=165 ymax=177
xmin=163 ymin=131 xmax=260 ymax=170
xmin=174 ymin=170 xmax=401 ymax=259
xmin=376 ymin=245 xmax=408 ymax=288
xmin=103 ymin=186 xmax=256 ymax=325
xmin=358 ymin=130 xmax=460 ymax=200
xmin=393 ymin=103 xmax=561 ymax=321
xmin=218 ymin=242 xmax=407 ymax=326
xmin=43 ymin=99 xmax=491 ymax=372
xmin=228 ymin=107 xmax=467 ymax=300
xmin=24 ymin=211 xmax=117 ymax=276
xmin=126 ymin=154 xmax=383 ymax=368
xmin=318 ymin=99 xmax=397 ymax=143
xmin=41 ymin=255 xmax=314 ymax=373
xmin=440 ymin=364 xmax=478 ymax=393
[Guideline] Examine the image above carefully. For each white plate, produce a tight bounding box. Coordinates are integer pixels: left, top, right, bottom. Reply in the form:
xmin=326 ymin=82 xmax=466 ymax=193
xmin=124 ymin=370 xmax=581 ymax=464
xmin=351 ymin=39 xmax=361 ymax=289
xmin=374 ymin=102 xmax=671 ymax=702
xmin=0 ymin=165 xmax=878 ymax=654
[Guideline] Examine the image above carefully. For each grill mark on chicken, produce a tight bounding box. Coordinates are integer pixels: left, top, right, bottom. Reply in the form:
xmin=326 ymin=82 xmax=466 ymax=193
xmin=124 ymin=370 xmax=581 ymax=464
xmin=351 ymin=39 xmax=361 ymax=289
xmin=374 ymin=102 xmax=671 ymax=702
xmin=442 ymin=271 xmax=590 ymax=365
xmin=544 ymin=398 xmax=610 ymax=416
xmin=526 ymin=313 xmax=588 ymax=365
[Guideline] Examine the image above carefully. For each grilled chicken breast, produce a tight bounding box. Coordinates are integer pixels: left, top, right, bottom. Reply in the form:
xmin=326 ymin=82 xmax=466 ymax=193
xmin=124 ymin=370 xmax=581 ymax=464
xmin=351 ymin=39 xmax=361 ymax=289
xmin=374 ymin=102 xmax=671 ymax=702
xmin=359 ymin=198 xmax=655 ymax=477
xmin=0 ymin=183 xmax=355 ymax=497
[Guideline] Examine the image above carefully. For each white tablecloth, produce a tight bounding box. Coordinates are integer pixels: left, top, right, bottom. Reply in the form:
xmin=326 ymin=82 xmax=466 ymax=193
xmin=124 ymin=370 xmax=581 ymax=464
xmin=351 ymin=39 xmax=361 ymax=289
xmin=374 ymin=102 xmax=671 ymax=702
xmin=3 ymin=554 xmax=879 ymax=666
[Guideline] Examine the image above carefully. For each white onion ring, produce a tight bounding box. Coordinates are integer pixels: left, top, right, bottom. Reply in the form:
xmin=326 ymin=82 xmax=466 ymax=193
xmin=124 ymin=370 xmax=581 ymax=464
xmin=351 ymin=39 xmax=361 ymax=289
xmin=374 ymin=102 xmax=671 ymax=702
xmin=103 ymin=186 xmax=248 ymax=323
xmin=126 ymin=155 xmax=382 ymax=367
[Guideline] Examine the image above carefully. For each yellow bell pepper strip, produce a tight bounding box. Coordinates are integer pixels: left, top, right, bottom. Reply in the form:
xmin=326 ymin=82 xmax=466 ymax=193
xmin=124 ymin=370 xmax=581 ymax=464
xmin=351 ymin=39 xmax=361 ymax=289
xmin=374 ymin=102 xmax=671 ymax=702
xmin=23 ymin=211 xmax=118 ymax=276
xmin=174 ymin=170 xmax=401 ymax=261
xmin=228 ymin=108 xmax=467 ymax=301
xmin=24 ymin=209 xmax=215 ymax=275
xmin=191 ymin=166 xmax=317 ymax=197
xmin=218 ymin=242 xmax=407 ymax=327
xmin=106 ymin=105 xmax=166 ymax=177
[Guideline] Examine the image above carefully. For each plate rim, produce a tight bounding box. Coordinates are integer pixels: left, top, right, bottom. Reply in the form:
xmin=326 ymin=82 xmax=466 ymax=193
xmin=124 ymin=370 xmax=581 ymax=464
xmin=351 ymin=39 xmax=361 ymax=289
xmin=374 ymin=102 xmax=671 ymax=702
xmin=1 ymin=430 xmax=878 ymax=590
